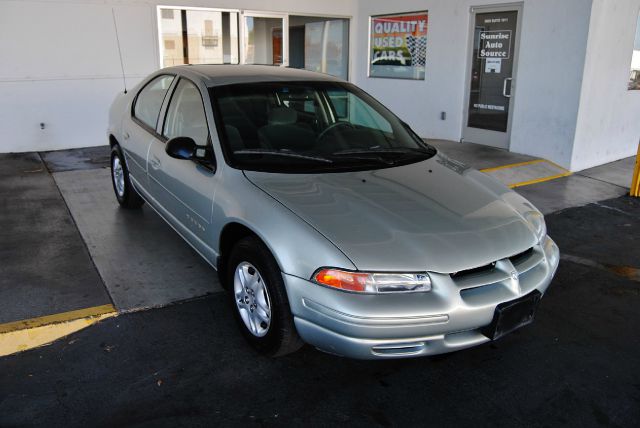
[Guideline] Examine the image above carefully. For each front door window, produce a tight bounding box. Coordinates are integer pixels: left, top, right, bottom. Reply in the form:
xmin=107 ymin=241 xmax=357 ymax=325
xmin=163 ymin=79 xmax=209 ymax=147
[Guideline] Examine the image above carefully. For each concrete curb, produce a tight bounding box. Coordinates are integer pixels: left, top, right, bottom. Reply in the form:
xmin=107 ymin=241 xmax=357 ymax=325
xmin=0 ymin=304 xmax=117 ymax=357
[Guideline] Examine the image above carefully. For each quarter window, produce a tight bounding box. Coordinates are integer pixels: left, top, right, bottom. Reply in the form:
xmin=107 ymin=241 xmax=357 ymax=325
xmin=133 ymin=75 xmax=175 ymax=129
xmin=163 ymin=79 xmax=209 ymax=146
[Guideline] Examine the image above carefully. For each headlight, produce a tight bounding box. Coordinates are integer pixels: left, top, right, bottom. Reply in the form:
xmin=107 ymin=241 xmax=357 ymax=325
xmin=312 ymin=268 xmax=432 ymax=294
xmin=525 ymin=211 xmax=547 ymax=244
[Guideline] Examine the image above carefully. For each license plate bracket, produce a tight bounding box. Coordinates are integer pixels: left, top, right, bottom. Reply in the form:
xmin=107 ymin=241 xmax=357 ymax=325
xmin=482 ymin=290 xmax=542 ymax=340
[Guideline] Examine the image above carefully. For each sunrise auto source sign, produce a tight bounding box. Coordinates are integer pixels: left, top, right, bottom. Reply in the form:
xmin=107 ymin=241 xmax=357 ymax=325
xmin=369 ymin=12 xmax=428 ymax=79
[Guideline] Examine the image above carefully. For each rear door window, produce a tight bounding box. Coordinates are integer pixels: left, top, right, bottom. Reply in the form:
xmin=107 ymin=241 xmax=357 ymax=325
xmin=133 ymin=75 xmax=175 ymax=130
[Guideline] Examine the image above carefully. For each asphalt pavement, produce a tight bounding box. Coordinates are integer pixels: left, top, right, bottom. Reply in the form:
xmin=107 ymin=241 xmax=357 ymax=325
xmin=1 ymin=196 xmax=639 ymax=427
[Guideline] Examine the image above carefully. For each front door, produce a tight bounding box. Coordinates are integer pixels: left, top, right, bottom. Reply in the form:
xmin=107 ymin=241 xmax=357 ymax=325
xmin=463 ymin=5 xmax=522 ymax=149
xmin=147 ymin=77 xmax=218 ymax=262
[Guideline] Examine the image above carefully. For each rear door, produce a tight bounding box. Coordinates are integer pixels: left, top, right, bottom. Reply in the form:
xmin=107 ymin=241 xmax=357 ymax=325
xmin=147 ymin=77 xmax=218 ymax=262
xmin=123 ymin=74 xmax=176 ymax=193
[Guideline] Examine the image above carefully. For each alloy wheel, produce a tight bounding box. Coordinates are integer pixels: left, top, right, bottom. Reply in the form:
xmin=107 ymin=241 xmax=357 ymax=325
xmin=112 ymin=156 xmax=125 ymax=197
xmin=233 ymin=262 xmax=272 ymax=337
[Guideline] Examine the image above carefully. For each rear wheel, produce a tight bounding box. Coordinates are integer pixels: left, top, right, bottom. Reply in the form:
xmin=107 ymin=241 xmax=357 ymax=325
xmin=111 ymin=144 xmax=144 ymax=209
xmin=227 ymin=236 xmax=303 ymax=356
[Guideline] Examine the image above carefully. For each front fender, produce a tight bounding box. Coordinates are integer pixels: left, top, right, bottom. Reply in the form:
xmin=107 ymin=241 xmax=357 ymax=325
xmin=211 ymin=168 xmax=357 ymax=280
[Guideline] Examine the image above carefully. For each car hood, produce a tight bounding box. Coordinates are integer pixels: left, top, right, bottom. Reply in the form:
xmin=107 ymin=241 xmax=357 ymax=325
xmin=244 ymin=154 xmax=538 ymax=273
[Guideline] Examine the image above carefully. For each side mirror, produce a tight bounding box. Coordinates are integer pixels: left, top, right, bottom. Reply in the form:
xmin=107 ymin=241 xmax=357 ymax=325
xmin=165 ymin=136 xmax=208 ymax=161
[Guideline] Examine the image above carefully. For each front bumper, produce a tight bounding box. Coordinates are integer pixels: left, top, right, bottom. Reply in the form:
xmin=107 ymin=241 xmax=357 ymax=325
xmin=284 ymin=236 xmax=560 ymax=359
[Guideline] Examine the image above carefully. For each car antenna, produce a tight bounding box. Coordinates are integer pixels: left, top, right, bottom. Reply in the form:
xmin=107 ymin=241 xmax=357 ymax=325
xmin=111 ymin=8 xmax=127 ymax=94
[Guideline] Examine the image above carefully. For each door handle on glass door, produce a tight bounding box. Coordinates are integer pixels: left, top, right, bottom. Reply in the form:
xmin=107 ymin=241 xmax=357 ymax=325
xmin=503 ymin=78 xmax=513 ymax=98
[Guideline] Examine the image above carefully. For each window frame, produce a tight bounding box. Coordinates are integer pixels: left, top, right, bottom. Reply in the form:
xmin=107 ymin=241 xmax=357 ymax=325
xmin=367 ymin=10 xmax=429 ymax=80
xmin=155 ymin=6 xmax=352 ymax=79
xmin=131 ymin=73 xmax=177 ymax=137
xmin=629 ymin=9 xmax=640 ymax=91
xmin=156 ymin=6 xmax=241 ymax=67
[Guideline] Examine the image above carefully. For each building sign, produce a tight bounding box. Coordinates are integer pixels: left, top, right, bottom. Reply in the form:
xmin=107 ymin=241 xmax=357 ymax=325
xmin=485 ymin=58 xmax=502 ymax=73
xmin=369 ymin=11 xmax=428 ymax=80
xmin=472 ymin=103 xmax=505 ymax=111
xmin=477 ymin=30 xmax=511 ymax=59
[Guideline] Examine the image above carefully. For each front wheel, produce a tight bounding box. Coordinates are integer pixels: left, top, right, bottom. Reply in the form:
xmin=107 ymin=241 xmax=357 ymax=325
xmin=227 ymin=236 xmax=303 ymax=357
xmin=110 ymin=144 xmax=144 ymax=209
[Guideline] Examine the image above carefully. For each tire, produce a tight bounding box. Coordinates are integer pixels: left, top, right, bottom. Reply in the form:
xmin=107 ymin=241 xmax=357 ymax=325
xmin=227 ymin=236 xmax=304 ymax=357
xmin=110 ymin=144 xmax=144 ymax=209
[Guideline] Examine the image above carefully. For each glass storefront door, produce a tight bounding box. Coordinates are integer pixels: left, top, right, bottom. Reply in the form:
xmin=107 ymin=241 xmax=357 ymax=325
xmin=289 ymin=16 xmax=349 ymax=80
xmin=463 ymin=6 xmax=521 ymax=149
xmin=241 ymin=13 xmax=288 ymax=66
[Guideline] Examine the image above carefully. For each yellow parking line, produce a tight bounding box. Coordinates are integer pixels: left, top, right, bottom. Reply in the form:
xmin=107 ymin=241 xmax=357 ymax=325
xmin=0 ymin=304 xmax=117 ymax=357
xmin=508 ymin=171 xmax=572 ymax=188
xmin=480 ymin=158 xmax=572 ymax=188
xmin=479 ymin=159 xmax=545 ymax=173
xmin=0 ymin=304 xmax=116 ymax=334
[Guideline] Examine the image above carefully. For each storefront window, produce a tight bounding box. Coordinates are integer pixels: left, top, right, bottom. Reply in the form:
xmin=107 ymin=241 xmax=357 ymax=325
xmin=157 ymin=8 xmax=350 ymax=80
xmin=159 ymin=8 xmax=239 ymax=67
xmin=243 ymin=16 xmax=285 ymax=65
xmin=629 ymin=11 xmax=640 ymax=90
xmin=289 ymin=16 xmax=349 ymax=80
xmin=369 ymin=12 xmax=428 ymax=80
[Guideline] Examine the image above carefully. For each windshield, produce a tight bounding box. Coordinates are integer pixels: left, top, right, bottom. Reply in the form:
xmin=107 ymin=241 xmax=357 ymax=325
xmin=210 ymin=81 xmax=436 ymax=173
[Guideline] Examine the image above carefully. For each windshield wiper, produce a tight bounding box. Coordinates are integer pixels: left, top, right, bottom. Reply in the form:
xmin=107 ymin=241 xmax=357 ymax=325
xmin=332 ymin=147 xmax=432 ymax=156
xmin=329 ymin=147 xmax=435 ymax=166
xmin=233 ymin=149 xmax=333 ymax=163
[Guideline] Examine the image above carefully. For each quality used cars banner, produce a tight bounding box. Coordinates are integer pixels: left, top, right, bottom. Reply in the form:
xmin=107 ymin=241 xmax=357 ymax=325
xmin=369 ymin=11 xmax=428 ymax=80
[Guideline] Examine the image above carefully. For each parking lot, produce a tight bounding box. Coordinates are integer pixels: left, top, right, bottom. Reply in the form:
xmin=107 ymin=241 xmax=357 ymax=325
xmin=0 ymin=142 xmax=638 ymax=427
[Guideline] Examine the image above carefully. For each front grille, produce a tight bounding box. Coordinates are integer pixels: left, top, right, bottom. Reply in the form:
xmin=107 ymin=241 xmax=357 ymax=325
xmin=450 ymin=262 xmax=496 ymax=279
xmin=509 ymin=247 xmax=534 ymax=266
xmin=450 ymin=246 xmax=545 ymax=306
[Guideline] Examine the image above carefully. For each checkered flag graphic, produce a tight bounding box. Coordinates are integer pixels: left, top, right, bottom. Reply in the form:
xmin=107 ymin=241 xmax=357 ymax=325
xmin=406 ymin=35 xmax=427 ymax=67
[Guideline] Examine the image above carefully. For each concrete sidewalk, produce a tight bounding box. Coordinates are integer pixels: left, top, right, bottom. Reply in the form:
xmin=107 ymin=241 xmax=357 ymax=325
xmin=429 ymin=139 xmax=632 ymax=213
xmin=53 ymin=168 xmax=220 ymax=312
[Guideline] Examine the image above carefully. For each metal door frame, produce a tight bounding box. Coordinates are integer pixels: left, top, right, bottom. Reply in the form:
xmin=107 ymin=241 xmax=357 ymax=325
xmin=239 ymin=11 xmax=289 ymax=66
xmin=461 ymin=2 xmax=523 ymax=149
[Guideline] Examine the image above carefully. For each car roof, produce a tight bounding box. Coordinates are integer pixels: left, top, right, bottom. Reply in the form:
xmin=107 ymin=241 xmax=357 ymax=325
xmin=164 ymin=64 xmax=344 ymax=87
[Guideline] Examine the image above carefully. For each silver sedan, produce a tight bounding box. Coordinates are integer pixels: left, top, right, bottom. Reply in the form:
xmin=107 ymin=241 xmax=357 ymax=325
xmin=107 ymin=65 xmax=559 ymax=359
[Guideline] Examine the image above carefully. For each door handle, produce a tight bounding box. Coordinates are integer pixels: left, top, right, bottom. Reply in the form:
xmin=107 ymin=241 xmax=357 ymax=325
xmin=150 ymin=156 xmax=161 ymax=170
xmin=502 ymin=78 xmax=513 ymax=98
xmin=123 ymin=132 xmax=130 ymax=140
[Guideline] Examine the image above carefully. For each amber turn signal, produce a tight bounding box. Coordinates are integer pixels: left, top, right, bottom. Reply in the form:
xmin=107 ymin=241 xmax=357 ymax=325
xmin=313 ymin=268 xmax=369 ymax=292
xmin=313 ymin=268 xmax=432 ymax=294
